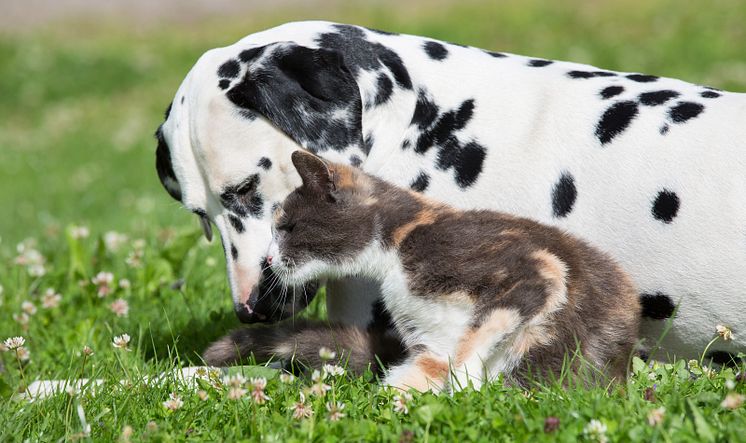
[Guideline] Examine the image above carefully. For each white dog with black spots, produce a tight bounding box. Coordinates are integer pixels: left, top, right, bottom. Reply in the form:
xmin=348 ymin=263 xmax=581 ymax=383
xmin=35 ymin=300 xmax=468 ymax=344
xmin=155 ymin=21 xmax=745 ymax=369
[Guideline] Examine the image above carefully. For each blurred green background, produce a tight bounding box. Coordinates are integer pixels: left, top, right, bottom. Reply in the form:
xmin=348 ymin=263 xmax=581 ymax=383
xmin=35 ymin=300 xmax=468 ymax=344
xmin=1 ymin=0 xmax=745 ymax=246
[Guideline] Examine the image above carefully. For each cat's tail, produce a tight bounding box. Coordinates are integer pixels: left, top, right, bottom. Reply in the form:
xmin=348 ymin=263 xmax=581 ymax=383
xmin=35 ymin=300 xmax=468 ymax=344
xmin=202 ymin=320 xmax=404 ymax=375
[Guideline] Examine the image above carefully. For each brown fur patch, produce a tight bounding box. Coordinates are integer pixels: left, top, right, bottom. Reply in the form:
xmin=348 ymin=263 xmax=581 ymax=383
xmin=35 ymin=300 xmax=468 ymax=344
xmin=455 ymin=309 xmax=521 ymax=365
xmin=415 ymin=353 xmax=449 ymax=381
xmin=531 ymin=249 xmax=568 ymax=315
xmin=392 ymin=208 xmax=439 ymax=246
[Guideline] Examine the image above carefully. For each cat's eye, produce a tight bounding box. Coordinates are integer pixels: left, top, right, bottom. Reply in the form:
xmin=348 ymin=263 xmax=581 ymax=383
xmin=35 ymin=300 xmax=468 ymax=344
xmin=277 ymin=221 xmax=296 ymax=233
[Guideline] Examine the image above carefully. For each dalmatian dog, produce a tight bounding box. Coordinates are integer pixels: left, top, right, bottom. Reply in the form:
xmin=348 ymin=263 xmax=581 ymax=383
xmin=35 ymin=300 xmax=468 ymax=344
xmin=155 ymin=21 xmax=745 ymax=369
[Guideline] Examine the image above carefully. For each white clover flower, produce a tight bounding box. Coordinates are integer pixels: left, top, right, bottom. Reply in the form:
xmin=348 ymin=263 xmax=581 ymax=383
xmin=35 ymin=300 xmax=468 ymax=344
xmin=227 ymin=387 xmax=247 ymax=400
xmin=13 ymin=312 xmax=30 ymax=327
xmin=103 ymin=231 xmax=128 ymax=252
xmin=311 ymin=369 xmax=326 ymax=382
xmin=118 ymin=279 xmax=131 ymax=289
xmin=249 ymin=377 xmax=270 ymax=404
xmin=163 ymin=393 xmax=183 ymax=411
xmin=197 ymin=390 xmax=209 ymax=401
xmin=716 ymin=324 xmax=734 ymax=341
xmin=132 ymin=239 xmax=146 ymax=250
xmin=222 ymin=374 xmax=247 ymax=388
xmin=583 ymin=419 xmax=608 ymax=443
xmin=112 ymin=334 xmax=131 ymax=350
xmin=309 ymin=382 xmax=331 ymax=397
xmin=125 ymin=250 xmax=143 ymax=268
xmin=323 ymin=364 xmax=345 ymax=377
xmin=291 ymin=392 xmax=314 ymax=419
xmin=121 ymin=425 xmax=134 ymax=443
xmin=92 ymin=272 xmax=114 ymax=297
xmin=279 ymin=372 xmax=295 ymax=383
xmin=726 ymin=379 xmax=736 ymax=390
xmin=70 ymin=225 xmax=90 ymax=239
xmin=647 ymin=407 xmax=665 ymax=426
xmin=4 ymin=336 xmax=25 ymax=350
xmin=42 ymin=288 xmax=62 ymax=309
xmin=326 ymin=401 xmax=346 ymax=421
xmin=721 ymin=393 xmax=745 ymax=410
xmin=393 ymin=392 xmax=413 ymax=415
xmin=16 ymin=346 xmax=30 ymax=362
xmin=21 ymin=301 xmax=37 ymax=315
xmin=66 ymin=385 xmax=79 ymax=397
xmin=28 ymin=264 xmax=46 ymax=277
xmin=319 ymin=347 xmax=336 ymax=360
xmin=109 ymin=298 xmax=130 ymax=317
xmin=82 ymin=346 xmax=94 ymax=356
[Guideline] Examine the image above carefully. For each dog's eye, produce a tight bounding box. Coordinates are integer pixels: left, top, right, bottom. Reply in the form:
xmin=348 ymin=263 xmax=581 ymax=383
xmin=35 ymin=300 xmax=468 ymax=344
xmin=221 ymin=174 xmax=260 ymax=215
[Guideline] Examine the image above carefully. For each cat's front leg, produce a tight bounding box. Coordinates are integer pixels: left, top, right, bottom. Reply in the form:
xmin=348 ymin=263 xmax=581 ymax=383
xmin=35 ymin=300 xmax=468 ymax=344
xmin=383 ymin=349 xmax=449 ymax=393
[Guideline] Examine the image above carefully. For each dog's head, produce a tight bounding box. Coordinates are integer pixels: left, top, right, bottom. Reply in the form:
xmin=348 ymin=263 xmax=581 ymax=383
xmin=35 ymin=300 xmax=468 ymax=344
xmin=154 ymin=41 xmax=364 ymax=322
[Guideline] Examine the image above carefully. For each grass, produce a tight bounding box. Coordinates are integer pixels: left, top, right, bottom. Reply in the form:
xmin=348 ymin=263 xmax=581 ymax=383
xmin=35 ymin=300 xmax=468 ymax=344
xmin=1 ymin=0 xmax=745 ymax=440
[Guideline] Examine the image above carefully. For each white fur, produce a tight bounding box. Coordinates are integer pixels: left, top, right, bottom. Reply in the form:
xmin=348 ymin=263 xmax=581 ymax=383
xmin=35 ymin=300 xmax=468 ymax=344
xmin=161 ymin=21 xmax=746 ymax=360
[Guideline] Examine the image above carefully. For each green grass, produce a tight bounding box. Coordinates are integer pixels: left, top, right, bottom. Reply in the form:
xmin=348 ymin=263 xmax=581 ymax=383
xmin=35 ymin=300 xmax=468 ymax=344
xmin=1 ymin=0 xmax=745 ymax=440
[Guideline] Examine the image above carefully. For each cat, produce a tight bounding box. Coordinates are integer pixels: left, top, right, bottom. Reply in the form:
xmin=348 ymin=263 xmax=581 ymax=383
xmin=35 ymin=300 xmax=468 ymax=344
xmin=210 ymin=150 xmax=641 ymax=391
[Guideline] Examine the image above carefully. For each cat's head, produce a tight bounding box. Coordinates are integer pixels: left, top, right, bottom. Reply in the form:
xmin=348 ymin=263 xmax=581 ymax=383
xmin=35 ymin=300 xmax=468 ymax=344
xmin=268 ymin=150 xmax=380 ymax=284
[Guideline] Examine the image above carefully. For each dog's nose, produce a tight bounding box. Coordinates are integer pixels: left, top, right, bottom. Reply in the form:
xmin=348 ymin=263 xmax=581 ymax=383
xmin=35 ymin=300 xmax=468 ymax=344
xmin=234 ymin=303 xmax=254 ymax=323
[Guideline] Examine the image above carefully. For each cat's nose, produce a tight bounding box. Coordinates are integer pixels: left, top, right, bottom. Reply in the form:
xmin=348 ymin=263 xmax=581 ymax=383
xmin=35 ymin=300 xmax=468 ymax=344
xmin=266 ymin=255 xmax=273 ymax=265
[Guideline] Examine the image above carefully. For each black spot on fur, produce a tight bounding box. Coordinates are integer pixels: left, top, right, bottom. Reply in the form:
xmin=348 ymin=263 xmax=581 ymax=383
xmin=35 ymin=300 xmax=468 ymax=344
xmin=668 ymin=102 xmax=704 ymax=123
xmin=652 ymin=189 xmax=680 ymax=223
xmin=595 ymin=101 xmax=639 ymax=144
xmin=372 ymin=73 xmax=393 ymax=107
xmin=226 ymin=43 xmax=363 ymax=153
xmin=155 ymin=127 xmax=181 ymax=202
xmin=551 ymin=172 xmax=577 ymax=218
xmin=228 ymin=214 xmax=245 ymax=233
xmin=363 ymin=133 xmax=374 ymax=155
xmin=423 ymin=41 xmax=449 ymax=61
xmin=218 ymin=79 xmax=231 ymax=90
xmin=410 ymin=90 xmax=440 ymax=130
xmin=401 ymin=139 xmax=411 ymax=150
xmin=707 ymin=351 xmax=742 ymax=367
xmin=237 ymin=109 xmax=257 ymax=121
xmin=349 ymin=155 xmax=362 ymax=167
xmin=164 ymin=103 xmax=173 ymax=120
xmin=600 ymin=86 xmax=624 ymax=99
xmin=365 ymin=27 xmax=397 ymax=36
xmin=567 ymin=70 xmax=616 ymax=79
xmin=414 ymin=98 xmax=474 ymax=154
xmin=436 ymin=141 xmax=486 ymax=188
xmin=409 ymin=94 xmax=485 ymax=188
xmin=248 ymin=194 xmax=264 ymax=218
xmin=660 ymin=124 xmax=670 ymax=135
xmin=238 ymin=47 xmax=265 ymax=63
xmin=639 ymin=90 xmax=680 ymax=106
xmin=640 ymin=292 xmax=676 ymax=319
xmin=410 ymin=171 xmax=430 ymax=193
xmin=231 ymin=244 xmax=238 ymax=261
xmin=527 ymin=59 xmax=553 ymax=67
xmin=316 ymin=24 xmax=412 ymax=90
xmin=627 ymin=74 xmax=658 ymax=83
xmin=258 ymin=157 xmax=272 ymax=170
xmin=218 ymin=59 xmax=241 ymax=78
xmin=700 ymin=90 xmax=721 ymax=98
xmin=485 ymin=50 xmax=507 ymax=58
xmin=180 ymin=96 xmax=185 ymax=104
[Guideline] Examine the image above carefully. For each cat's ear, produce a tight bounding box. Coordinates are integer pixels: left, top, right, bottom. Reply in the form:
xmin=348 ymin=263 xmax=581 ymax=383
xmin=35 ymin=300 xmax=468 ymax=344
xmin=291 ymin=150 xmax=335 ymax=198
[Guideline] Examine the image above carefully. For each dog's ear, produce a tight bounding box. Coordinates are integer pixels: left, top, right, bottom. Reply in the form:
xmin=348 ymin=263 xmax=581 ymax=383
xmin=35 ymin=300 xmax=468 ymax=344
xmin=226 ymin=44 xmax=362 ymax=153
xmin=291 ymin=150 xmax=335 ymax=198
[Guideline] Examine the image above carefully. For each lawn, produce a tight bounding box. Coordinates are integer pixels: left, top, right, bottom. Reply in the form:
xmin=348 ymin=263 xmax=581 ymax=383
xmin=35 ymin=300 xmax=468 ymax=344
xmin=1 ymin=0 xmax=745 ymax=440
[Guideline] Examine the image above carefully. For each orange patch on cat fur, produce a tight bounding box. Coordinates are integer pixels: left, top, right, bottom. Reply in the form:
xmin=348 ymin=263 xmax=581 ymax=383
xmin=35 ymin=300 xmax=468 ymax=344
xmin=531 ymin=249 xmax=568 ymax=315
xmin=455 ymin=308 xmax=521 ymax=366
xmin=392 ymin=208 xmax=439 ymax=246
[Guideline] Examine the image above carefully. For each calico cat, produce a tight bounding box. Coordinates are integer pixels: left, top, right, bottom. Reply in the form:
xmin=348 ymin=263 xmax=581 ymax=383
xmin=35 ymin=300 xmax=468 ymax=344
xmin=213 ymin=150 xmax=641 ymax=391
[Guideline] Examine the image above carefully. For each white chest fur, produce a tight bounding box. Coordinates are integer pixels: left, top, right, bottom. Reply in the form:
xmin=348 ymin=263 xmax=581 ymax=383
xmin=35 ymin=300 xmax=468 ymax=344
xmin=354 ymin=244 xmax=473 ymax=358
